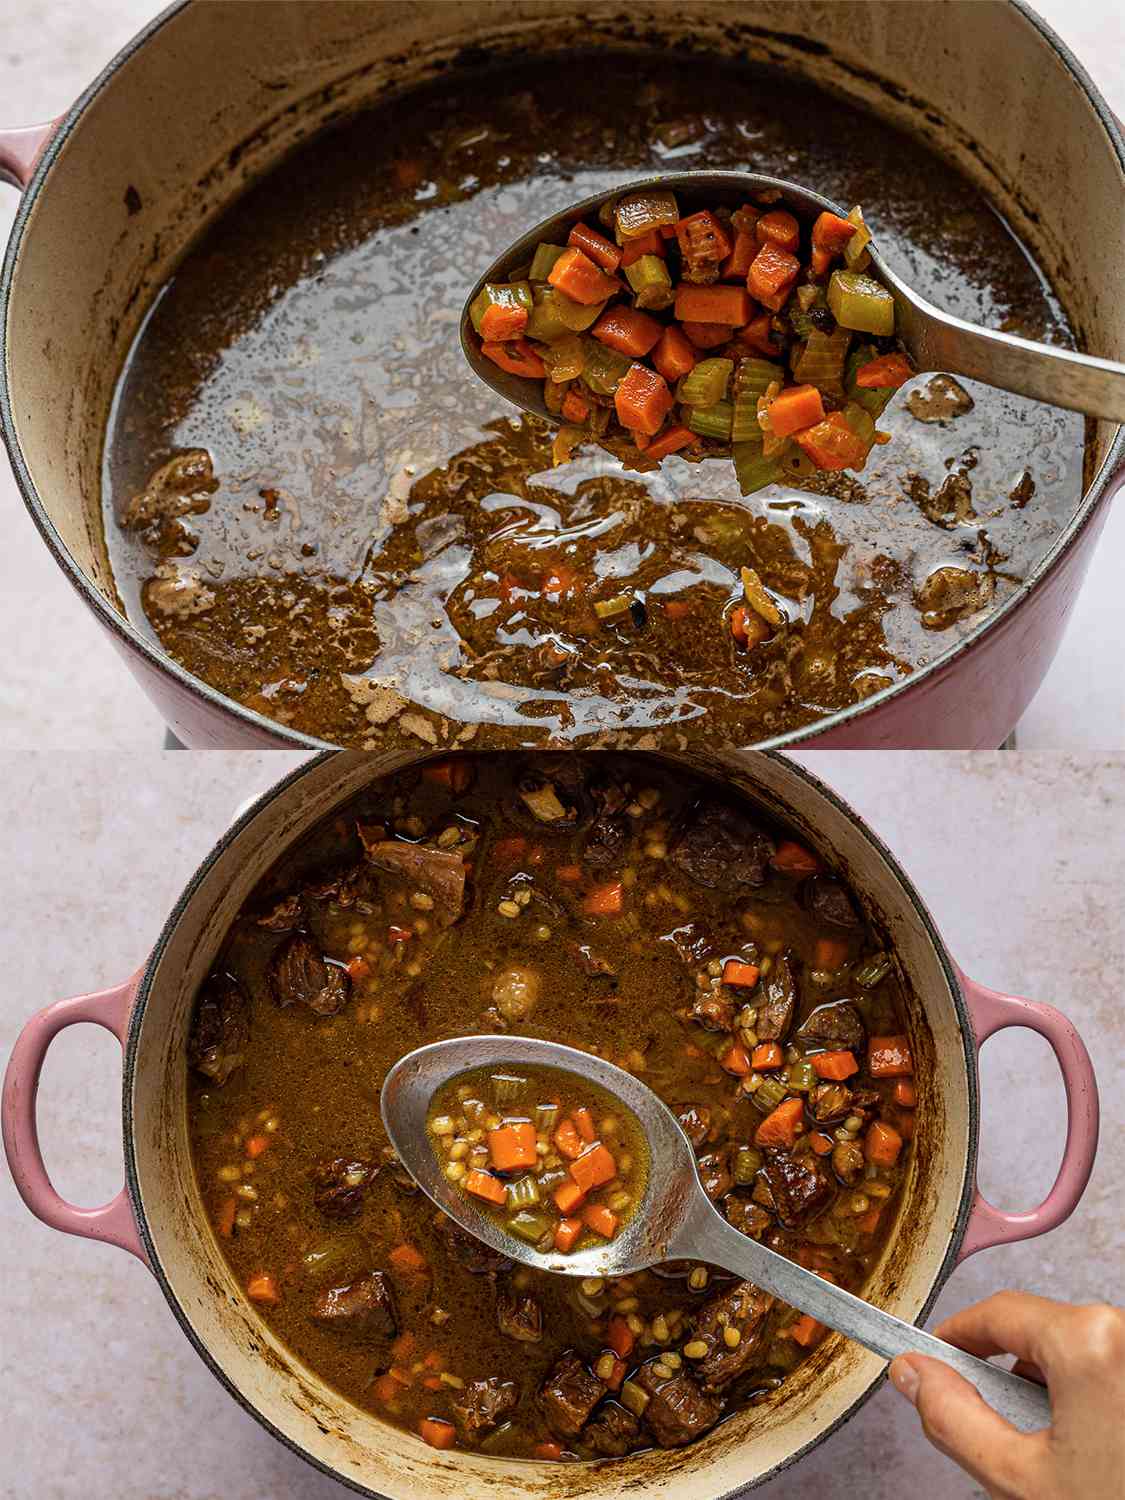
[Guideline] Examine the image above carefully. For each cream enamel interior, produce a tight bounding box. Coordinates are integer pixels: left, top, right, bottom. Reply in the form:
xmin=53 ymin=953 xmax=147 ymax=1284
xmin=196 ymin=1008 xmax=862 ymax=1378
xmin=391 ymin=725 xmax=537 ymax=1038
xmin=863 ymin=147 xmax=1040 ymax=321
xmin=1 ymin=0 xmax=1124 ymax=747
xmin=126 ymin=746 xmax=971 ymax=1498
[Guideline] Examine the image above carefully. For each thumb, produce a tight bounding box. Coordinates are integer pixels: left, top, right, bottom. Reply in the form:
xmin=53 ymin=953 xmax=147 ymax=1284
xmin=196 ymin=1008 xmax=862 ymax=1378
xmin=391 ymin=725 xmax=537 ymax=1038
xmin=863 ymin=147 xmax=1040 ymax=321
xmin=889 ymin=1355 xmax=1043 ymax=1497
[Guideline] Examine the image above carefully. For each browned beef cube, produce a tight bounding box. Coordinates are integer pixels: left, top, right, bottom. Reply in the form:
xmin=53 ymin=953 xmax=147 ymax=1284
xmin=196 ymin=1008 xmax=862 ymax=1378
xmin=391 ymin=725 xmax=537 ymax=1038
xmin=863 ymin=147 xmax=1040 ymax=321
xmin=268 ymin=932 xmax=351 ymax=1015
xmin=452 ymin=1377 xmax=519 ymax=1442
xmin=311 ymin=1157 xmax=378 ymax=1219
xmin=762 ymin=1149 xmax=834 ymax=1228
xmin=669 ymin=802 xmax=774 ymax=890
xmin=696 ymin=1146 xmax=733 ymax=1202
xmin=538 ymin=1351 xmax=605 ymax=1439
xmin=797 ymin=1000 xmax=864 ymax=1052
xmin=310 ymin=1271 xmax=397 ymax=1340
xmin=675 ymin=1104 xmax=712 ymax=1150
xmin=496 ymin=1288 xmax=543 ymax=1342
xmin=755 ymin=952 xmax=795 ymax=1041
xmin=725 ymin=1196 xmax=772 ymax=1238
xmin=806 ymin=877 xmax=859 ymax=928
xmin=633 ymin=1360 xmax=723 ymax=1448
xmin=688 ymin=1281 xmax=774 ymax=1389
xmin=188 ymin=972 xmax=249 ymax=1087
xmin=583 ymin=1401 xmax=641 ymax=1456
xmin=691 ymin=988 xmax=735 ymax=1031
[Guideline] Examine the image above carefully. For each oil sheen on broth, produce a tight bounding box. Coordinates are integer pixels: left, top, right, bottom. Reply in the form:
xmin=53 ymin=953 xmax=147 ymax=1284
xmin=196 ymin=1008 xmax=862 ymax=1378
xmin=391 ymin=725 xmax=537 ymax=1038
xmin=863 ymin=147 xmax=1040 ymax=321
xmin=102 ymin=53 xmax=1084 ymax=747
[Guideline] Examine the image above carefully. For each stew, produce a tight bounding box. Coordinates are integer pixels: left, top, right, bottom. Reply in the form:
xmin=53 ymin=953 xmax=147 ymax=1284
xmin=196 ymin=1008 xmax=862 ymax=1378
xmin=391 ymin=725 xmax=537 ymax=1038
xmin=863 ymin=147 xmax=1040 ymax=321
xmin=187 ymin=752 xmax=918 ymax=1458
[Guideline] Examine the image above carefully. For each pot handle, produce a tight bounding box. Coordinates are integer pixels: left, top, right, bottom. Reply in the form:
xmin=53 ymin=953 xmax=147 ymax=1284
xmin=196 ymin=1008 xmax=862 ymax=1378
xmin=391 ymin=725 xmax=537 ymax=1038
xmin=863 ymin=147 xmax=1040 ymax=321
xmin=957 ymin=973 xmax=1099 ymax=1260
xmin=0 ymin=120 xmax=57 ymax=190
xmin=1 ymin=976 xmax=147 ymax=1263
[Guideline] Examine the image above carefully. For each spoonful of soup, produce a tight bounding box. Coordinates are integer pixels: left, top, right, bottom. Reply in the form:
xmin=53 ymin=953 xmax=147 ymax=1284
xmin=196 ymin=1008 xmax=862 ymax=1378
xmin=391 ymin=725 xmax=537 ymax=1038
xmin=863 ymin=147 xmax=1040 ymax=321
xmin=461 ymin=171 xmax=1125 ymax=491
xmin=383 ymin=1034 xmax=1049 ymax=1435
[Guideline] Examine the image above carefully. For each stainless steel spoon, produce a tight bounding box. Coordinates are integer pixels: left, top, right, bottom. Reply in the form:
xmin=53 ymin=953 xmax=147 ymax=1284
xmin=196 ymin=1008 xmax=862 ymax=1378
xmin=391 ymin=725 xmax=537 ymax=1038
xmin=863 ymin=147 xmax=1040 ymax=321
xmin=461 ymin=170 xmax=1125 ymax=424
xmin=382 ymin=1034 xmax=1050 ymax=1434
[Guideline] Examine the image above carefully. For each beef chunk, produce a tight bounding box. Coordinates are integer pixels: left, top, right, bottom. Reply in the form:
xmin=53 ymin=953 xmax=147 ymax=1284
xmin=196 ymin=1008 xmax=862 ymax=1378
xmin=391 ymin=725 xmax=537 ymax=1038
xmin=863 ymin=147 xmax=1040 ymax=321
xmin=797 ymin=1000 xmax=864 ymax=1052
xmin=310 ymin=1270 xmax=397 ymax=1339
xmin=311 ymin=1157 xmax=379 ymax=1219
xmin=676 ymin=1104 xmax=712 ymax=1150
xmin=538 ymin=1351 xmax=605 ymax=1439
xmin=725 ymin=1196 xmax=772 ymax=1238
xmin=361 ymin=840 xmax=465 ymax=927
xmin=496 ymin=1287 xmax=543 ymax=1342
xmin=689 ymin=1281 xmax=774 ymax=1388
xmin=832 ymin=1138 xmax=866 ymax=1186
xmin=584 ymin=813 xmax=630 ymax=868
xmin=809 ymin=1081 xmax=854 ymax=1123
xmin=304 ymin=864 xmax=368 ymax=908
xmin=762 ymin=1149 xmax=834 ymax=1228
xmin=254 ymin=893 xmax=304 ymax=931
xmin=633 ymin=1361 xmax=723 ymax=1448
xmin=690 ymin=988 xmax=735 ymax=1031
xmin=584 ymin=1401 xmax=641 ymax=1456
xmin=807 ymin=878 xmax=860 ymax=929
xmin=188 ymin=973 xmax=250 ymax=1087
xmin=437 ymin=1214 xmax=513 ymax=1275
xmin=452 ymin=1377 xmax=519 ymax=1442
xmin=668 ymin=801 xmax=774 ymax=891
xmin=268 ymin=932 xmax=351 ymax=1015
xmin=697 ymin=1147 xmax=733 ymax=1202
xmin=756 ymin=953 xmax=796 ymax=1041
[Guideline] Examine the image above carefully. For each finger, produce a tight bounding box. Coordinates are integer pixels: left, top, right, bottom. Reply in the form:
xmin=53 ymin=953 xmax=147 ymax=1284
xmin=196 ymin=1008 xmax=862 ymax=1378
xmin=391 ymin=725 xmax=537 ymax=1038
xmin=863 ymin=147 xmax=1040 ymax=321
xmin=1011 ymin=1358 xmax=1046 ymax=1386
xmin=934 ymin=1290 xmax=1059 ymax=1367
xmin=889 ymin=1354 xmax=1045 ymax=1498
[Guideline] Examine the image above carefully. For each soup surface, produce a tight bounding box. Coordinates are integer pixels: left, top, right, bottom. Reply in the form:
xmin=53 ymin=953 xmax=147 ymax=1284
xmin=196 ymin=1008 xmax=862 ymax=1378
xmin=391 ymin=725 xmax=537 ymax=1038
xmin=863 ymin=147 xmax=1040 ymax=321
xmin=187 ymin=753 xmax=919 ymax=1458
xmin=103 ymin=49 xmax=1084 ymax=749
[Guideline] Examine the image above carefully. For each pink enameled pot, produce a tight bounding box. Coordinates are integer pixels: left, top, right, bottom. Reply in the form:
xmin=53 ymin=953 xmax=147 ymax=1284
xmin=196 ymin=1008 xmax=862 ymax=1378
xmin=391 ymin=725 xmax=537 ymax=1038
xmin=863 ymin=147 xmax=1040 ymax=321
xmin=2 ymin=747 xmax=1099 ymax=1496
xmin=0 ymin=0 xmax=1124 ymax=750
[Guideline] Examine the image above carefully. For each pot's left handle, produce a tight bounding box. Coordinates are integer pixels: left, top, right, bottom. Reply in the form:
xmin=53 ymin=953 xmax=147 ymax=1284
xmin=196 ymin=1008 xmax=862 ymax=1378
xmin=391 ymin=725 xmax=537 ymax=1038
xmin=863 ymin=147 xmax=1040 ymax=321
xmin=0 ymin=121 xmax=58 ymax=190
xmin=2 ymin=977 xmax=148 ymax=1263
xmin=957 ymin=973 xmax=1099 ymax=1260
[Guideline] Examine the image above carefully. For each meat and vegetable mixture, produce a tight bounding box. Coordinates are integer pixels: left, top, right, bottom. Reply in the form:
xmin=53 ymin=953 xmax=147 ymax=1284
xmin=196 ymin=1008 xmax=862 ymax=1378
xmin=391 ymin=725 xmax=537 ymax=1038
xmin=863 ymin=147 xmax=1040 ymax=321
xmin=188 ymin=753 xmax=918 ymax=1458
xmin=103 ymin=51 xmax=1085 ymax=749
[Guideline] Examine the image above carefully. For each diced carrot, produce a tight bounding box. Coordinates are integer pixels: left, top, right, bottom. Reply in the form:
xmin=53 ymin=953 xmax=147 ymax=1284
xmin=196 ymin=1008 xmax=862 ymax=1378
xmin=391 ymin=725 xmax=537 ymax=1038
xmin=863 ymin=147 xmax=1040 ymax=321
xmin=561 ymin=388 xmax=590 ymax=423
xmin=746 ymin=242 xmax=800 ymax=312
xmin=569 ymin=1142 xmax=617 ymax=1193
xmin=810 ymin=246 xmax=833 ymax=278
xmin=481 ymin=338 xmax=547 ymax=378
xmin=620 ymin=228 xmax=667 ymax=267
xmin=865 ymin=1120 xmax=904 ymax=1167
xmin=894 ymin=1107 xmax=916 ymax=1141
xmin=751 ymin=1042 xmax=785 ymax=1071
xmin=794 ymin=411 xmax=869 ymax=471
xmin=216 ymin=1197 xmax=237 ymax=1238
xmin=391 ymin=1331 xmax=417 ymax=1362
xmin=614 ymin=363 xmax=674 ymax=436
xmin=651 ymin=324 xmax=697 ymax=382
xmin=680 ymin=320 xmax=732 ymax=349
xmin=730 ymin=605 xmax=772 ymax=649
xmin=674 ymin=210 xmax=733 ymax=270
xmin=810 ymin=1132 xmax=834 ymax=1156
xmin=346 ymin=955 xmax=371 ymax=981
xmin=418 ymin=1417 xmax=457 ymax=1450
xmin=856 ymin=1204 xmax=884 ymax=1235
xmin=770 ymin=839 xmax=820 ymax=876
xmin=893 ymin=1079 xmax=917 ymax=1108
xmin=389 ymin=1241 xmax=429 ymax=1273
xmin=421 ymin=1374 xmax=443 ymax=1390
xmin=568 ymin=220 xmax=623 ymax=272
xmin=479 ymin=301 xmax=528 ymax=342
xmin=372 ymin=1373 xmax=401 ymax=1404
xmin=592 ymin=304 xmax=663 ymax=358
xmin=754 ymin=1096 xmax=805 ymax=1149
xmin=553 ymin=1178 xmax=587 ymax=1215
xmin=855 ymin=353 xmax=914 ymax=390
xmin=811 ymin=210 xmax=857 ymax=256
xmin=463 ymin=1169 xmax=508 ymax=1206
xmin=556 ymin=863 xmax=583 ymax=884
xmin=554 ymin=1216 xmax=583 ymax=1253
xmin=673 ymin=283 xmax=752 ymax=326
xmin=644 ymin=424 xmax=696 ymax=461
xmin=534 ymin=1440 xmax=564 ymax=1461
xmin=583 ymin=1203 xmax=619 ymax=1239
xmin=767 ymin=383 xmax=825 ymax=439
xmin=722 ymin=958 xmax=761 ymax=989
xmin=607 ymin=1315 xmax=636 ymax=1358
xmin=722 ymin=228 xmax=758 ymax=281
xmin=243 ymin=1133 xmax=270 ymax=1161
xmin=246 ymin=1272 xmax=280 ymax=1305
xmin=572 ymin=1107 xmax=597 ymax=1144
xmin=739 ymin=311 xmax=781 ymax=356
xmin=814 ymin=935 xmax=850 ymax=970
xmin=811 ymin=1050 xmax=859 ymax=1081
xmin=493 ymin=834 xmax=528 ymax=863
xmin=423 ymin=759 xmax=473 ymax=792
xmin=719 ymin=1040 xmax=752 ymax=1076
xmin=756 ymin=209 xmax=800 ymax=254
xmin=868 ymin=1035 xmax=914 ymax=1078
xmin=602 ymin=1356 xmax=627 ymax=1391
xmin=663 ymin=598 xmax=693 ymax=620
xmin=583 ymin=880 xmax=625 ymax=916
xmin=548 ymin=245 xmax=621 ymax=305
xmin=488 ymin=1121 xmax=538 ymax=1172
xmin=788 ymin=1312 xmax=827 ymax=1348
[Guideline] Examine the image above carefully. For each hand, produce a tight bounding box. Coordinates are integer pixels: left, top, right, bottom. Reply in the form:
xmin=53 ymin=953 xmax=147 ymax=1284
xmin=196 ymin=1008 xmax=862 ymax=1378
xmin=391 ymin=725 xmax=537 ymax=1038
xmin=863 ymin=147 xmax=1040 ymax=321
xmin=889 ymin=1292 xmax=1125 ymax=1499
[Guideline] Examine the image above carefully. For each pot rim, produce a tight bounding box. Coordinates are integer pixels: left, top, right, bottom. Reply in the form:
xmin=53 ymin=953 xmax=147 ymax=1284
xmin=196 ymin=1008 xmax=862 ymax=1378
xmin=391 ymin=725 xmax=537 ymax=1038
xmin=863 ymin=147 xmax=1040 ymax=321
xmin=119 ymin=746 xmax=979 ymax=1497
xmin=2 ymin=0 xmax=1123 ymax=751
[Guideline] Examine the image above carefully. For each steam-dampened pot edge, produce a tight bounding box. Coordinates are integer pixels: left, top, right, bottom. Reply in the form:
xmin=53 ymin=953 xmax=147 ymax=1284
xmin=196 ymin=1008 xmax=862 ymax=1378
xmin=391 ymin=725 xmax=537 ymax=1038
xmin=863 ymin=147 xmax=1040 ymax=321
xmin=119 ymin=744 xmax=975 ymax=1498
xmin=0 ymin=0 xmax=1123 ymax=750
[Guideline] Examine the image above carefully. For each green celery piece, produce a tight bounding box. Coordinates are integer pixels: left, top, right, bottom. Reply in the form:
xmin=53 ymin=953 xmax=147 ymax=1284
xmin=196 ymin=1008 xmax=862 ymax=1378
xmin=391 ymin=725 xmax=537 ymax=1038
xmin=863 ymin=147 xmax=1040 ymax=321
xmin=581 ymin=341 xmax=633 ymax=396
xmin=540 ymin=334 xmax=586 ymax=382
xmin=624 ymin=254 xmax=674 ymax=310
xmin=733 ymin=441 xmax=784 ymax=497
xmin=529 ymin=243 xmax=566 ymax=281
xmin=469 ymin=281 xmax=533 ymax=336
xmin=843 ymin=206 xmax=872 ymax=271
xmin=687 ymin=401 xmax=734 ymax=440
xmin=732 ymin=357 xmax=781 ymax=440
xmin=827 ymin=270 xmax=895 ymax=336
xmin=526 ymin=287 xmax=604 ymax=343
xmin=793 ymin=326 xmax=852 ymax=396
xmin=679 ymin=358 xmax=734 ymax=407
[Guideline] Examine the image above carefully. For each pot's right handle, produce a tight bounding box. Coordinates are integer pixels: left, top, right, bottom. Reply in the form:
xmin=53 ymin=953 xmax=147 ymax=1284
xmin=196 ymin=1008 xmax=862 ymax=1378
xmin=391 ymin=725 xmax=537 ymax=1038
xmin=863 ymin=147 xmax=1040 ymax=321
xmin=2 ymin=976 xmax=147 ymax=1263
xmin=957 ymin=973 xmax=1099 ymax=1260
xmin=0 ymin=120 xmax=57 ymax=190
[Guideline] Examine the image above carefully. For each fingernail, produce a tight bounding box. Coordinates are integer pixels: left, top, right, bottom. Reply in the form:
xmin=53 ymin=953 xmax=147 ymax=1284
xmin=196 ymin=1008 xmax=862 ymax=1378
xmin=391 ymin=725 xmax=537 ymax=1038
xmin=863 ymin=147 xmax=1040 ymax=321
xmin=890 ymin=1358 xmax=920 ymax=1405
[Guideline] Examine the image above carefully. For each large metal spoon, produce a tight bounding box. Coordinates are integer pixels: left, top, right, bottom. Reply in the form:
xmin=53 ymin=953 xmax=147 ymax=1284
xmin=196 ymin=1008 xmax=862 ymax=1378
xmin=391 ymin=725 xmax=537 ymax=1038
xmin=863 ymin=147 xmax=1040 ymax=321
xmin=383 ymin=1034 xmax=1050 ymax=1434
xmin=461 ymin=170 xmax=1125 ymax=424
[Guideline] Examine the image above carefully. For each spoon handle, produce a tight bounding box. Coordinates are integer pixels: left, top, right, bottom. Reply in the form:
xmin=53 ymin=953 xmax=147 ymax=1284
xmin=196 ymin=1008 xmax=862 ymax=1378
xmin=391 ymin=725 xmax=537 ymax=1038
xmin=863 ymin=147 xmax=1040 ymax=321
xmin=681 ymin=1206 xmax=1050 ymax=1433
xmin=881 ymin=264 xmax=1125 ymax=421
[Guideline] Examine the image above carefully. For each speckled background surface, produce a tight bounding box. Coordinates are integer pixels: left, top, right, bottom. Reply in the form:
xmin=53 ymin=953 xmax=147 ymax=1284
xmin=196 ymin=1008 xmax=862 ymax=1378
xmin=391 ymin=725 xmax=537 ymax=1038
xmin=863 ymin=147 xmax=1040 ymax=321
xmin=1 ymin=750 xmax=1122 ymax=1497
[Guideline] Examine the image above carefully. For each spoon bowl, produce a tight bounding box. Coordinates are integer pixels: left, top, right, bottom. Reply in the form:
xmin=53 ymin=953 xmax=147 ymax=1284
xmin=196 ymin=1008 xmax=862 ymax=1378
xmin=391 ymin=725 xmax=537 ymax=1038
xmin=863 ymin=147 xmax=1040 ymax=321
xmin=383 ymin=1033 xmax=1051 ymax=1433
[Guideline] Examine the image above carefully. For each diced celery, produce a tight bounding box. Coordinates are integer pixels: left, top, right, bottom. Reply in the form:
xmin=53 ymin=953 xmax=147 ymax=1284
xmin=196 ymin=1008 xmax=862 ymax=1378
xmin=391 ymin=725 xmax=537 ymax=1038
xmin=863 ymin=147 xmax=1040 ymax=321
xmin=529 ymin=242 xmax=566 ymax=281
xmin=853 ymin=951 xmax=892 ymax=988
xmin=541 ymin=334 xmax=586 ymax=383
xmin=679 ymin=358 xmax=734 ymax=407
xmin=508 ymin=1209 xmax=550 ymax=1243
xmin=780 ymin=446 xmax=819 ymax=480
xmin=505 ymin=1175 xmax=541 ymax=1211
xmin=581 ymin=341 xmax=633 ymax=396
xmin=536 ymin=1102 xmax=560 ymax=1133
xmin=733 ymin=1146 xmax=763 ymax=1184
xmin=843 ymin=206 xmax=872 ymax=271
xmin=594 ymin=592 xmax=634 ymax=620
xmin=734 ymin=443 xmax=784 ymax=497
xmin=828 ymin=270 xmax=895 ymax=336
xmin=614 ymin=189 xmax=680 ymax=240
xmin=788 ymin=1060 xmax=817 ymax=1092
xmin=687 ymin=401 xmax=734 ymax=440
xmin=620 ymin=1379 xmax=651 ymax=1417
xmin=526 ymin=287 xmax=605 ymax=342
xmin=793 ymin=325 xmax=852 ymax=396
xmin=732 ymin=359 xmax=781 ymax=441
xmin=469 ymin=281 xmax=534 ymax=336
xmin=490 ymin=1072 xmax=527 ymax=1106
xmin=625 ymin=254 xmax=674 ymax=310
xmin=842 ymin=400 xmax=877 ymax=462
xmin=753 ymin=1076 xmax=791 ymax=1114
